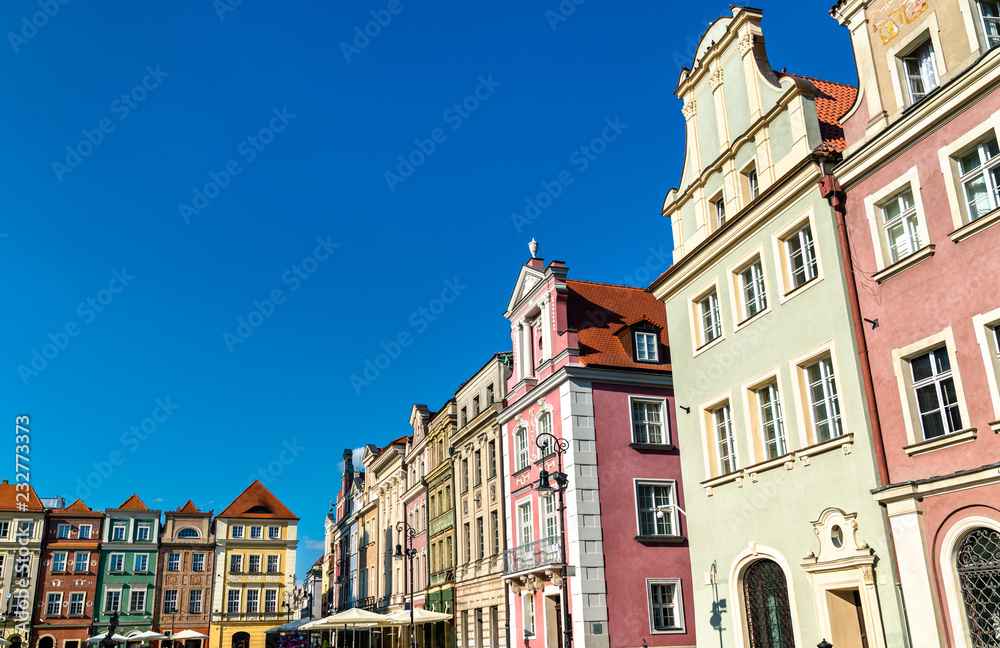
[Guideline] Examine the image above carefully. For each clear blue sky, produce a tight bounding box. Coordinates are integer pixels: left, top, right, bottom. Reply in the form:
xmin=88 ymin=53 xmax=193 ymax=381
xmin=1 ymin=2 xmax=856 ymax=582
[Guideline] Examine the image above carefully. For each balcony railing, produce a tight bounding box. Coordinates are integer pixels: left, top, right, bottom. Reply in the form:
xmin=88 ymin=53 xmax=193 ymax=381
xmin=502 ymin=536 xmax=563 ymax=575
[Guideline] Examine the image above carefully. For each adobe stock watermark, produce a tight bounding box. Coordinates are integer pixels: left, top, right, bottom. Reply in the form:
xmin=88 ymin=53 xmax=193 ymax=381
xmin=247 ymin=439 xmax=306 ymax=485
xmin=17 ymin=268 xmax=135 ymax=386
xmin=510 ymin=116 xmax=627 ymax=233
xmin=73 ymin=396 xmax=180 ymax=499
xmin=213 ymin=0 xmax=244 ymax=21
xmin=349 ymin=278 xmax=466 ymax=394
xmin=340 ymin=0 xmax=415 ymax=63
xmin=222 ymin=235 xmax=339 ymax=353
xmin=179 ymin=107 xmax=295 ymax=223
xmin=51 ymin=65 xmax=169 ymax=182
xmin=385 ymin=75 xmax=500 ymax=192
xmin=7 ymin=0 xmax=70 ymax=53
xmin=545 ymin=0 xmax=586 ymax=31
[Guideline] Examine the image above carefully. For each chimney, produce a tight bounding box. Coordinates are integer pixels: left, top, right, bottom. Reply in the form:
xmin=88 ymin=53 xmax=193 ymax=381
xmin=2 ymin=480 xmax=7 ymax=485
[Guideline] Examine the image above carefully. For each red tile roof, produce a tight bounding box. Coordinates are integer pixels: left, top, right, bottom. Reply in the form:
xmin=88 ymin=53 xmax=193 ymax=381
xmin=115 ymin=494 xmax=149 ymax=511
xmin=173 ymin=500 xmax=209 ymax=515
xmin=782 ymin=73 xmax=857 ymax=154
xmin=218 ymin=480 xmax=298 ymax=520
xmin=62 ymin=499 xmax=102 ymax=515
xmin=564 ymin=279 xmax=670 ymax=371
xmin=0 ymin=483 xmax=44 ymax=512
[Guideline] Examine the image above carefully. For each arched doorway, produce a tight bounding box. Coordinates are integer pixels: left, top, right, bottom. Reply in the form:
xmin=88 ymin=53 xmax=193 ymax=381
xmin=9 ymin=635 xmax=23 ymax=648
xmin=743 ymin=559 xmax=794 ymax=647
xmin=38 ymin=638 xmax=54 ymax=648
xmin=231 ymin=632 xmax=250 ymax=648
xmin=956 ymin=527 xmax=1000 ymax=645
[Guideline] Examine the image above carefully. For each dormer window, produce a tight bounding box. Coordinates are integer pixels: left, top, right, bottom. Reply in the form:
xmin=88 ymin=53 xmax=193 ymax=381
xmin=902 ymin=40 xmax=939 ymax=103
xmin=636 ymin=332 xmax=659 ymax=362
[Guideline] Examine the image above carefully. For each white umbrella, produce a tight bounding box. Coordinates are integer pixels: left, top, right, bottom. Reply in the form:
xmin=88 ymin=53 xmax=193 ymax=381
xmin=0 ymin=638 xmax=11 ymax=645
xmin=87 ymin=634 xmax=128 ymax=643
xmin=301 ymin=608 xmax=390 ymax=629
xmin=387 ymin=608 xmax=453 ymax=624
xmin=169 ymin=631 xmax=208 ymax=640
xmin=127 ymin=632 xmax=167 ymax=641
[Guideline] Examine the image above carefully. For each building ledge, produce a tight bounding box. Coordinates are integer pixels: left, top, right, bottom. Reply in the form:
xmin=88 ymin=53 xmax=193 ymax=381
xmin=903 ymin=428 xmax=977 ymax=456
xmin=796 ymin=433 xmax=854 ymax=465
xmin=873 ymin=245 xmax=935 ymax=283
xmin=628 ymin=443 xmax=676 ymax=452
xmin=700 ymin=469 xmax=744 ymax=495
xmin=990 ymin=420 xmax=1000 ymax=433
xmin=950 ymin=208 xmax=1000 ymax=243
xmin=633 ymin=535 xmax=686 ymax=545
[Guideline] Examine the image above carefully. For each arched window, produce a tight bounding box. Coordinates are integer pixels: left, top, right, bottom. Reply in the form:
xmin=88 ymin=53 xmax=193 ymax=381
xmin=743 ymin=559 xmax=794 ymax=648
xmin=231 ymin=632 xmax=250 ymax=648
xmin=38 ymin=638 xmax=54 ymax=648
xmin=957 ymin=527 xmax=1000 ymax=645
xmin=538 ymin=413 xmax=552 ymax=452
xmin=177 ymin=528 xmax=200 ymax=539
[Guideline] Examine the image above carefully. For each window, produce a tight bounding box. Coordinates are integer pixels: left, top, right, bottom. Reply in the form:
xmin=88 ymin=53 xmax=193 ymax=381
xmin=52 ymin=552 xmax=67 ymax=572
xmin=74 ymin=552 xmax=89 ymax=572
xmin=248 ymin=554 xmax=261 ymax=573
xmin=636 ymin=483 xmax=675 ymax=537
xmin=714 ymin=196 xmax=726 ymax=229
xmin=784 ymin=223 xmax=818 ymax=290
xmin=229 ymin=554 xmax=243 ymax=573
xmin=69 ymin=592 xmax=85 ymax=616
xmin=105 ymin=590 xmax=121 ymax=613
xmin=515 ymin=429 xmax=529 ymax=472
xmin=738 ymin=260 xmax=767 ymax=320
xmin=492 ymin=511 xmax=500 ymax=555
xmin=489 ymin=440 xmax=497 ymax=477
xmin=714 ymin=404 xmax=738 ymax=475
xmin=474 ymin=450 xmax=482 ymax=486
xmin=542 ymin=495 xmax=558 ymax=540
xmin=805 ymin=356 xmax=843 ymax=442
xmin=109 ymin=554 xmax=124 ymax=572
xmin=192 ymin=553 xmax=205 ymax=572
xmin=903 ymin=40 xmax=939 ymax=102
xmin=880 ymin=188 xmax=923 ymax=263
xmin=636 ymin=332 xmax=658 ymax=361
xmin=227 ymin=589 xmax=241 ymax=613
xmin=134 ymin=554 xmax=149 ymax=572
xmin=189 ymin=590 xmax=203 ymax=614
xmin=231 ymin=525 xmax=245 ymax=539
xmin=18 ymin=521 xmax=35 ymax=538
xmin=748 ymin=169 xmax=759 ymax=200
xmin=267 ymin=555 xmax=280 ymax=573
xmin=473 ymin=395 xmax=480 ymax=416
xmin=911 ymin=348 xmax=962 ymax=439
xmin=462 ymin=459 xmax=470 ymax=493
xmin=177 ymin=528 xmax=199 ymax=539
xmin=487 ymin=383 xmax=495 ymax=405
xmin=477 ymin=517 xmax=484 ymax=559
xmin=250 ymin=526 xmax=263 ymax=540
xmin=264 ymin=589 xmax=278 ymax=613
xmin=959 ymin=137 xmax=1000 ymax=221
xmin=136 ymin=526 xmax=150 ymax=541
xmin=246 ymin=589 xmax=259 ymax=613
xmin=464 ymin=523 xmax=471 ymax=562
xmin=648 ymin=581 xmax=682 ymax=632
xmin=11 ymin=591 xmax=28 ymax=615
xmin=268 ymin=526 xmax=281 ymax=540
xmin=537 ymin=414 xmax=552 ymax=454
xmin=46 ymin=593 xmax=63 ymax=616
xmin=699 ymin=291 xmax=722 ymax=346
xmin=112 ymin=525 xmax=126 ymax=541
xmin=956 ymin=527 xmax=1000 ymax=644
xmin=517 ymin=502 xmax=533 ymax=547
xmin=168 ymin=553 xmax=180 ymax=571
xmin=523 ymin=593 xmax=536 ymax=636
xmin=163 ymin=590 xmax=178 ymax=614
xmin=129 ymin=589 xmax=146 ymax=612
xmin=756 ymin=382 xmax=788 ymax=460
xmin=79 ymin=525 xmax=91 ymax=539
xmin=461 ymin=406 xmax=468 ymax=427
xmin=980 ymin=0 xmax=1000 ymax=48
xmin=57 ymin=524 xmax=71 ymax=539
xmin=632 ymin=399 xmax=666 ymax=445
xmin=743 ymin=560 xmax=794 ymax=647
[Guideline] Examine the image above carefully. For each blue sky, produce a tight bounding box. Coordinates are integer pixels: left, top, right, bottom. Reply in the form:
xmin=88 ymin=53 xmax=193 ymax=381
xmin=1 ymin=1 xmax=857 ymax=581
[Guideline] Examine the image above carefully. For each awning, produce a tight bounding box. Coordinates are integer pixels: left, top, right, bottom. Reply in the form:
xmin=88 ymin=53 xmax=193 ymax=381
xmin=264 ymin=619 xmax=316 ymax=634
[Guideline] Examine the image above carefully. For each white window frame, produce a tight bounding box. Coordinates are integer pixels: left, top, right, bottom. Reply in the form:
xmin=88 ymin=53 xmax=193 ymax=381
xmin=755 ymin=381 xmax=789 ymax=461
xmin=514 ymin=428 xmax=530 ymax=472
xmin=892 ymin=328 xmax=973 ymax=451
xmin=268 ymin=525 xmax=281 ymax=540
xmin=689 ymin=278 xmax=725 ymax=355
xmin=630 ymin=396 xmax=669 ymax=445
xmin=45 ymin=592 xmax=63 ymax=616
xmin=910 ymin=347 xmax=963 ymax=439
xmin=803 ymin=355 xmax=843 ymax=444
xmin=266 ymin=554 xmax=280 ymax=573
xmin=105 ymin=588 xmax=122 ymax=613
xmin=713 ymin=194 xmax=726 ymax=230
xmin=979 ymin=0 xmax=1000 ymax=49
xmin=249 ymin=525 xmax=263 ymax=540
xmin=863 ymin=167 xmax=932 ymax=277
xmin=264 ymin=588 xmax=278 ymax=613
xmin=111 ymin=525 xmax=126 ymax=541
xmin=0 ymin=522 xmax=9 ymax=539
xmin=902 ymin=40 xmax=940 ymax=103
xmin=635 ymin=331 xmax=659 ymax=362
xmin=748 ymin=168 xmax=759 ymax=200
xmin=699 ymin=291 xmax=722 ymax=346
xmin=938 ymin=113 xmax=1000 ymax=238
xmin=973 ymin=307 xmax=1000 ymax=427
xmin=109 ymin=553 xmax=125 ymax=573
xmin=788 ymin=343 xmax=846 ymax=447
xmin=634 ymin=480 xmax=678 ymax=538
xmin=78 ymin=525 xmax=91 ymax=540
xmin=163 ymin=589 xmax=178 ymax=614
xmin=728 ymin=246 xmax=771 ymax=329
xmin=713 ymin=404 xmax=738 ymax=475
xmin=522 ymin=592 xmax=536 ymax=637
xmin=542 ymin=495 xmax=558 ymax=541
xmin=647 ymin=578 xmax=685 ymax=634
xmin=231 ymin=525 xmax=245 ymax=539
xmin=74 ymin=551 xmax=89 ymax=572
xmin=227 ymin=588 xmax=241 ymax=613
xmin=248 ymin=554 xmax=262 ymax=573
xmin=885 ymin=17 xmax=946 ymax=109
xmin=136 ymin=525 xmax=150 ymax=541
xmin=57 ymin=524 xmax=71 ymax=539
xmin=192 ymin=553 xmax=206 ymax=572
xmin=229 ymin=553 xmax=244 ymax=573
xmin=134 ymin=553 xmax=149 ymax=572
xmin=52 ymin=551 xmax=68 ymax=572
xmin=129 ymin=588 xmax=146 ymax=612
xmin=958 ymin=137 xmax=1000 ymax=221
xmin=189 ymin=589 xmax=203 ymax=614
xmin=68 ymin=592 xmax=85 ymax=616
xmin=516 ymin=498 xmax=534 ymax=564
xmin=246 ymin=588 xmax=260 ymax=613
xmin=168 ymin=552 xmax=180 ymax=571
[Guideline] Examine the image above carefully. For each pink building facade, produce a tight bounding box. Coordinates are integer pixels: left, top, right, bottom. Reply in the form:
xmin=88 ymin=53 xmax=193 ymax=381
xmin=831 ymin=1 xmax=1000 ymax=646
xmin=404 ymin=404 xmax=431 ymax=613
xmin=500 ymin=249 xmax=694 ymax=648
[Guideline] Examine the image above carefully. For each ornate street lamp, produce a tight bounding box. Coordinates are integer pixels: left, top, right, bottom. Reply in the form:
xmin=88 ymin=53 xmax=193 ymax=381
xmin=535 ymin=431 xmax=571 ymax=648
xmin=393 ymin=522 xmax=417 ymax=648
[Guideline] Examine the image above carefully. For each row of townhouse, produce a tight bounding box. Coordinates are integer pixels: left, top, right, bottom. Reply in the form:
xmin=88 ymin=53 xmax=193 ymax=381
xmin=322 ymin=2 xmax=1000 ymax=647
xmin=0 ymin=481 xmax=298 ymax=648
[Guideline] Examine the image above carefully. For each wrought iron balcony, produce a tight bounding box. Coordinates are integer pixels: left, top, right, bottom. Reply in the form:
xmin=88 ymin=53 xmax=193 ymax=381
xmin=502 ymin=536 xmax=563 ymax=575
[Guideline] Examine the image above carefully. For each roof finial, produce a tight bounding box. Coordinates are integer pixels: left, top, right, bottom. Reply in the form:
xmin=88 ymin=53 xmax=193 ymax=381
xmin=529 ymin=238 xmax=539 ymax=258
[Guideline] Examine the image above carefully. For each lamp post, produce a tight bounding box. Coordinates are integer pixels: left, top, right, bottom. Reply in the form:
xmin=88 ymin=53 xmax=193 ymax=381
xmin=393 ymin=522 xmax=417 ymax=648
xmin=534 ymin=431 xmax=571 ymax=648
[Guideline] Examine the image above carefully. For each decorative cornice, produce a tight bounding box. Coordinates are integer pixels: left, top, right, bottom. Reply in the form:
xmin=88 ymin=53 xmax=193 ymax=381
xmin=738 ymin=32 xmax=754 ymax=56
xmin=681 ymin=99 xmax=697 ymax=120
xmin=708 ymin=68 xmax=724 ymax=92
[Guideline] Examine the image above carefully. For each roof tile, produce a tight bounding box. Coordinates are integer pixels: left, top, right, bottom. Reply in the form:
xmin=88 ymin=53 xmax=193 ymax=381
xmin=218 ymin=480 xmax=298 ymax=520
xmin=0 ymin=483 xmax=44 ymax=512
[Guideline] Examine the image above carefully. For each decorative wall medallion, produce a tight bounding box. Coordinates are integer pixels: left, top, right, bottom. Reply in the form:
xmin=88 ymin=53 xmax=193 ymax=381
xmin=783 ymin=461 xmax=794 ymax=471
xmin=841 ymin=442 xmax=853 ymax=455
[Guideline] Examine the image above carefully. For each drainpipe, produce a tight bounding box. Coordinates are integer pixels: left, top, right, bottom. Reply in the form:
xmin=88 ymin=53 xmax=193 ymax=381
xmin=818 ymin=162 xmax=912 ymax=648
